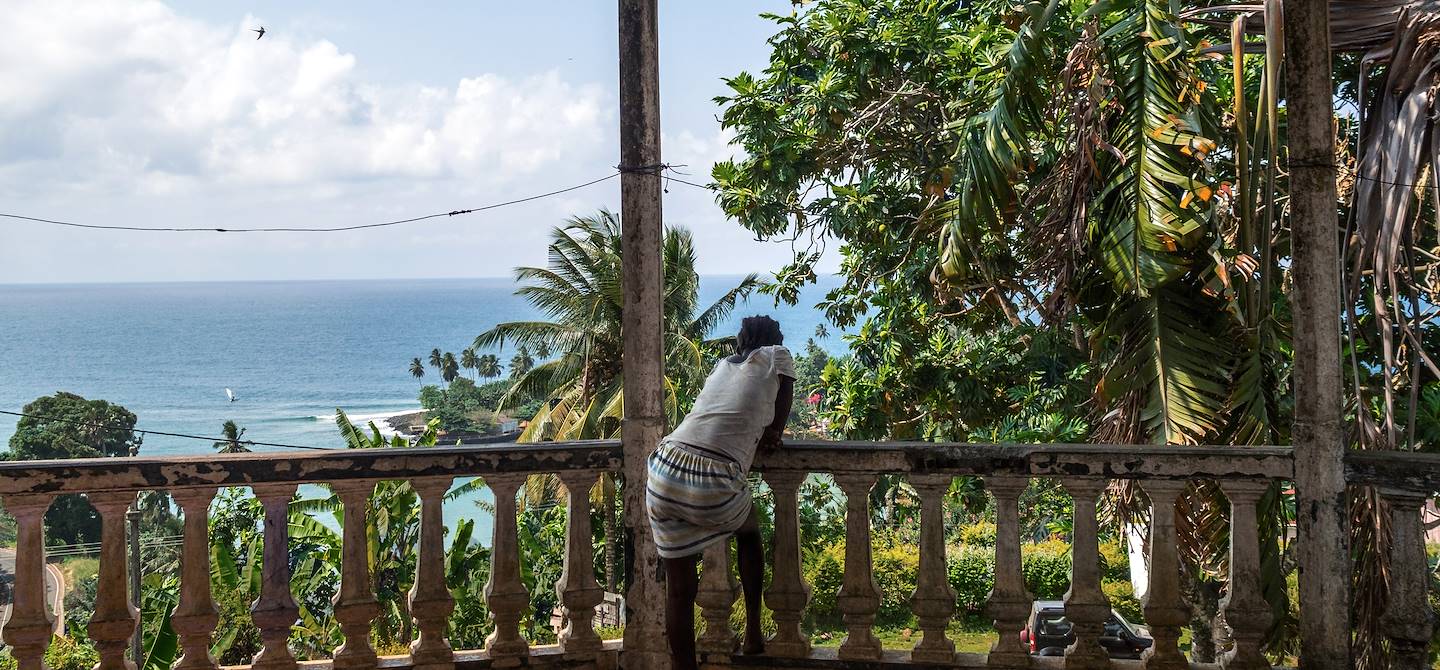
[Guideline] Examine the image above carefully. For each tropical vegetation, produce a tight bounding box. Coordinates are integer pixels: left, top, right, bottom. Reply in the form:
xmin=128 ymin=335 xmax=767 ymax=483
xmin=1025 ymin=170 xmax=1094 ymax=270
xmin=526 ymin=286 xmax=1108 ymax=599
xmin=473 ymin=209 xmax=759 ymax=441
xmin=709 ymin=0 xmax=1440 ymax=664
xmin=214 ymin=420 xmax=252 ymax=454
xmin=4 ymin=392 xmax=143 ymax=544
xmin=3 ymin=2 xmax=1438 ymax=668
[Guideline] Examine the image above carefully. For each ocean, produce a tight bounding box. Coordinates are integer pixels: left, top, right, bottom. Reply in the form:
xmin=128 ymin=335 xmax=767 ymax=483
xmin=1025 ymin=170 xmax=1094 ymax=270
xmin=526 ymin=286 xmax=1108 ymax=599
xmin=0 ymin=277 xmax=844 ymax=538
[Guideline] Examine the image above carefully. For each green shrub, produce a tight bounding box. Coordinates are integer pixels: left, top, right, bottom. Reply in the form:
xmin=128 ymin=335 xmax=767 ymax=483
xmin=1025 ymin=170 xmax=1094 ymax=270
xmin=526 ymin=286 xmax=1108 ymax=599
xmin=1098 ymin=540 xmax=1130 ymax=582
xmin=0 ymin=636 xmax=102 ymax=670
xmin=1101 ymin=580 xmax=1143 ymax=624
xmin=957 ymin=522 xmax=996 ymax=547
xmin=1021 ymin=540 xmax=1072 ymax=599
xmin=804 ymin=545 xmax=845 ymax=623
xmin=872 ymin=536 xmax=919 ymax=625
xmin=802 ymin=536 xmax=1075 ymax=625
xmin=802 ymin=535 xmax=922 ymax=626
xmin=728 ymin=596 xmax=778 ymax=637
xmin=947 ymin=545 xmax=994 ymax=613
xmin=213 ymin=580 xmax=262 ymax=665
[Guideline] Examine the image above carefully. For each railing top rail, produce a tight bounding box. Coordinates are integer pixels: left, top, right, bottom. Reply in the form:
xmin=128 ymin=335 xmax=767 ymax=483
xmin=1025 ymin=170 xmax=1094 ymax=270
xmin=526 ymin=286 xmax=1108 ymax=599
xmin=756 ymin=441 xmax=1295 ymax=480
xmin=1344 ymin=449 xmax=1440 ymax=494
xmin=0 ymin=440 xmax=622 ymax=496
xmin=0 ymin=439 xmax=1303 ymax=496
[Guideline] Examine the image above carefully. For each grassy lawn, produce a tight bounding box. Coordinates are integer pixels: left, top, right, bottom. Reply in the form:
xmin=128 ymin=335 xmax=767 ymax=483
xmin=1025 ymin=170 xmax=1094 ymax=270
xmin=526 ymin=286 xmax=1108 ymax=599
xmin=808 ymin=619 xmax=997 ymax=653
xmin=57 ymin=557 xmax=98 ymax=594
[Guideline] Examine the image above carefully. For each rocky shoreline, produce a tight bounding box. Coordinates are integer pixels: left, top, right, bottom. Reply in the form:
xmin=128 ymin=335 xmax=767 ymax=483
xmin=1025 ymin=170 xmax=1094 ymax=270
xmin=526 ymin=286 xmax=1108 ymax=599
xmin=384 ymin=409 xmax=429 ymax=435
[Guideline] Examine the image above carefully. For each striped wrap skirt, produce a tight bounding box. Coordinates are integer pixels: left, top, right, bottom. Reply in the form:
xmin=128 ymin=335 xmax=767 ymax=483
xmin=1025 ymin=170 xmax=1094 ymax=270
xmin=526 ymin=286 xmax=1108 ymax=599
xmin=645 ymin=439 xmax=752 ymax=559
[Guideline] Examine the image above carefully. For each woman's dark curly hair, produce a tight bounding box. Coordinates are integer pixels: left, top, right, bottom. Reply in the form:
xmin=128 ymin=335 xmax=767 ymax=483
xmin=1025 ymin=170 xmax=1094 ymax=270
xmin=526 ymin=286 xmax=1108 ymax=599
xmin=736 ymin=315 xmax=784 ymax=353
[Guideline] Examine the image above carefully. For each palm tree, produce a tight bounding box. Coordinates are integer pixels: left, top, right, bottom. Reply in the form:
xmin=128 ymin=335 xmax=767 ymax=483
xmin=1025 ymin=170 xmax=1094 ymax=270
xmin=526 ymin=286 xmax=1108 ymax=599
xmin=475 ymin=209 xmax=758 ymax=435
xmin=508 ymin=347 xmax=534 ymax=380
xmin=474 ymin=209 xmax=758 ymax=590
xmin=429 ymin=348 xmax=444 ymax=375
xmin=409 ymin=358 xmax=426 ymax=387
xmin=460 ymin=348 xmax=479 ymax=380
xmin=441 ymin=351 xmax=460 ymax=383
xmin=286 ymin=410 xmax=446 ymax=648
xmin=213 ymin=420 xmax=251 ymax=454
xmin=476 ymin=354 xmax=502 ymax=380
xmin=534 ymin=341 xmax=552 ymax=360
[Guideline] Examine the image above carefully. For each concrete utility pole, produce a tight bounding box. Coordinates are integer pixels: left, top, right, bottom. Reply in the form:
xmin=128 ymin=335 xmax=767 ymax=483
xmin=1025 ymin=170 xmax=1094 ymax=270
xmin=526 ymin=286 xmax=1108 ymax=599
xmin=617 ymin=1 xmax=668 ymax=668
xmin=1284 ymin=0 xmax=1349 ymax=666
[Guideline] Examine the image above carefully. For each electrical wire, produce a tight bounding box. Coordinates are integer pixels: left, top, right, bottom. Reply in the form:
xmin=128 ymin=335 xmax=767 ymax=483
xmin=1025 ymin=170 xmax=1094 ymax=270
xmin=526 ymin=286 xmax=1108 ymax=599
xmin=0 ymin=160 xmax=1433 ymax=235
xmin=0 ymin=410 xmax=337 ymax=451
xmin=664 ymin=176 xmax=718 ymax=191
xmin=0 ymin=172 xmax=620 ymax=233
xmin=44 ymin=535 xmax=185 ymax=559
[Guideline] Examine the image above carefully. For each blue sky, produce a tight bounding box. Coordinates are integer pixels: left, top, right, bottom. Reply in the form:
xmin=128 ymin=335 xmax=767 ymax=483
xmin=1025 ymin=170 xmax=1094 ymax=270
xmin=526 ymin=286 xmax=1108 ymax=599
xmin=0 ymin=1 xmax=822 ymax=283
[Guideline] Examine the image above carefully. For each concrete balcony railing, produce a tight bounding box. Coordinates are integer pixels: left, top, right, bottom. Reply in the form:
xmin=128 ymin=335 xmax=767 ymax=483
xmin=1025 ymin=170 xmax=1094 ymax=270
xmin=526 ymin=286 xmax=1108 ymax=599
xmin=0 ymin=441 xmax=1434 ymax=670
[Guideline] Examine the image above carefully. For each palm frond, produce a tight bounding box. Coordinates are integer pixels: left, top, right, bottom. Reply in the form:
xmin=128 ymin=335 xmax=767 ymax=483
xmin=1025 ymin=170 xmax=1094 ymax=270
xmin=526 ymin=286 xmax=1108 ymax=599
xmin=935 ymin=0 xmax=1064 ymax=286
xmin=473 ymin=320 xmax=584 ymax=354
xmin=1088 ymin=0 xmax=1217 ymax=296
xmin=1096 ymin=283 xmax=1233 ymax=444
xmin=689 ymin=274 xmax=761 ymax=340
xmin=334 ymin=409 xmax=370 ymax=450
xmin=497 ymin=355 xmax=584 ymax=412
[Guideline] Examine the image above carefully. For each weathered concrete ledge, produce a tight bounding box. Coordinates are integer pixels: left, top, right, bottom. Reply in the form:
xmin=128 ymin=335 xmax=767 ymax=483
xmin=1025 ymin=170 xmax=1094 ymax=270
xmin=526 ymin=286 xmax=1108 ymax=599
xmin=0 ymin=441 xmax=622 ymax=495
xmin=757 ymin=442 xmax=1294 ymax=481
xmin=1344 ymin=449 xmax=1440 ymax=493
xmin=0 ymin=440 xmax=1300 ymax=496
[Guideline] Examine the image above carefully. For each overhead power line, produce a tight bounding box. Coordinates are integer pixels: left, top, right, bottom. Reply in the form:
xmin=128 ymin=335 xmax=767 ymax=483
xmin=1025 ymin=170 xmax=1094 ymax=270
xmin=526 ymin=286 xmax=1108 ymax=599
xmin=0 ymin=409 xmax=337 ymax=451
xmin=0 ymin=172 xmax=621 ymax=233
xmin=44 ymin=535 xmax=185 ymax=559
xmin=0 ymin=160 xmax=1433 ymax=234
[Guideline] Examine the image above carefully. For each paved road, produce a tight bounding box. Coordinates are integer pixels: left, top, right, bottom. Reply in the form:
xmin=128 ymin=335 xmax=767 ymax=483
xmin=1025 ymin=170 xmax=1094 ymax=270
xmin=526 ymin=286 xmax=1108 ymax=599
xmin=0 ymin=549 xmax=66 ymax=638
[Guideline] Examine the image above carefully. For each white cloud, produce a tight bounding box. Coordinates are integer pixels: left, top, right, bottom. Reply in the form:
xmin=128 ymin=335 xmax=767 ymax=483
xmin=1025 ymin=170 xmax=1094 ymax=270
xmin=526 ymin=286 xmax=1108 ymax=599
xmin=0 ymin=0 xmax=609 ymax=198
xmin=664 ymin=127 xmax=742 ymax=180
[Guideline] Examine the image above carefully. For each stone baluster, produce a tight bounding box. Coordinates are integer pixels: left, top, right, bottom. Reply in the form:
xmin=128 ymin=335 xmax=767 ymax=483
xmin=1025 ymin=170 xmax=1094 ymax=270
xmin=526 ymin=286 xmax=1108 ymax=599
xmin=909 ymin=474 xmax=956 ymax=663
xmin=696 ymin=541 xmax=739 ymax=654
xmin=332 ymin=481 xmax=380 ymax=670
xmin=762 ymin=471 xmax=811 ymax=658
xmin=1380 ymin=489 xmax=1434 ymax=670
xmin=555 ymin=471 xmax=604 ymax=655
xmin=409 ymin=477 xmax=455 ymax=670
xmin=1138 ymin=480 xmax=1189 ymax=670
xmin=834 ymin=474 xmax=882 ymax=660
xmin=985 ymin=475 xmax=1032 ymax=670
xmin=1060 ymin=478 xmax=1109 ymax=670
xmin=0 ymin=495 xmax=55 ymax=670
xmin=484 ymin=474 xmax=530 ymax=660
xmin=172 ymin=488 xmax=221 ymax=670
xmin=251 ymin=484 xmax=300 ymax=670
xmin=89 ymin=492 xmax=140 ymax=670
xmin=1217 ymin=480 xmax=1272 ymax=670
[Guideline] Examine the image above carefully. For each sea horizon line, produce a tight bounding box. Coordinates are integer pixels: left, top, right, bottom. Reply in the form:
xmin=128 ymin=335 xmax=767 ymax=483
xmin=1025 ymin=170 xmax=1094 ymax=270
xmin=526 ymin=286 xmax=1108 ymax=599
xmin=0 ymin=272 xmax=829 ymax=288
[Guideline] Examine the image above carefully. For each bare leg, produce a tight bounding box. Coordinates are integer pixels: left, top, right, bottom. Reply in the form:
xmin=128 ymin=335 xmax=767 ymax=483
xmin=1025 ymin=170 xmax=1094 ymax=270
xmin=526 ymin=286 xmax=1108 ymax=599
xmin=664 ymin=555 xmax=701 ymax=670
xmin=735 ymin=506 xmax=765 ymax=654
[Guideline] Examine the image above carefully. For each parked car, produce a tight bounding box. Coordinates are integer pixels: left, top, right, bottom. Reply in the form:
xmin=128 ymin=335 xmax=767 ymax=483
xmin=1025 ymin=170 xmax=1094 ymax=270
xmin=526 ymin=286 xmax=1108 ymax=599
xmin=1019 ymin=600 xmax=1153 ymax=659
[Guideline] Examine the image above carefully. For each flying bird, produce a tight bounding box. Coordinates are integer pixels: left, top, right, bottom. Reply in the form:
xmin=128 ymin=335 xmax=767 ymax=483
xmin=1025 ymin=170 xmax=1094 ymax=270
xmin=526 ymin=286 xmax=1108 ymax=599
xmin=225 ymin=388 xmax=238 ymax=402
xmin=252 ymin=26 xmax=266 ymax=40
